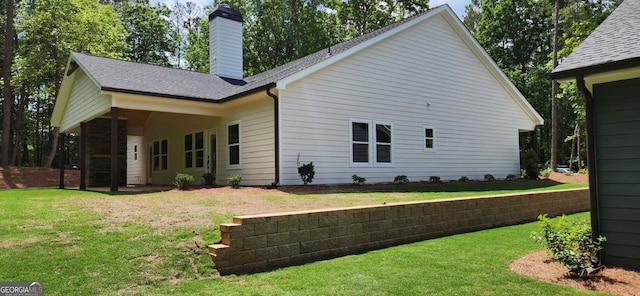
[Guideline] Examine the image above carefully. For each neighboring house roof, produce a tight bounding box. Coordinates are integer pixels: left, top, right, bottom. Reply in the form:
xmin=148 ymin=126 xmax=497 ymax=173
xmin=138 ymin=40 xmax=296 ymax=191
xmin=551 ymin=0 xmax=640 ymax=79
xmin=56 ymin=4 xmax=543 ymax=126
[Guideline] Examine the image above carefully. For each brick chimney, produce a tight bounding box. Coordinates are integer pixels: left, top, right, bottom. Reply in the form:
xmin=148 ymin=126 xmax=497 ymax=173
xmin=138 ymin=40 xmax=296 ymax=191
xmin=209 ymin=5 xmax=243 ymax=80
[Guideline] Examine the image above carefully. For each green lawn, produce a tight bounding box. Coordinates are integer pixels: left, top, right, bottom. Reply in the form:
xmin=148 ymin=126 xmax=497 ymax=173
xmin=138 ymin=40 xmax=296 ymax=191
xmin=0 ymin=184 xmax=602 ymax=296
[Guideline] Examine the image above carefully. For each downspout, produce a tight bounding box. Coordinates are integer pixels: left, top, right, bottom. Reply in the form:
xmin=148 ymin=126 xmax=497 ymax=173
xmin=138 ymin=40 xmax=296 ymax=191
xmin=577 ymin=75 xmax=601 ymax=245
xmin=266 ymin=86 xmax=280 ymax=186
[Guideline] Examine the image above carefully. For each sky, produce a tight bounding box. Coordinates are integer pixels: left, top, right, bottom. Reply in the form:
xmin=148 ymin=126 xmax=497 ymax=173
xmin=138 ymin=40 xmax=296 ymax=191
xmin=151 ymin=0 xmax=471 ymax=18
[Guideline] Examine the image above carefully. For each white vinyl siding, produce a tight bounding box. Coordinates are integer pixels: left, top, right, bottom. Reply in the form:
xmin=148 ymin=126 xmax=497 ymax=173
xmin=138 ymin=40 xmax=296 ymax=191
xmin=60 ymin=70 xmax=111 ymax=132
xmin=279 ymin=14 xmax=534 ymax=185
xmin=210 ymin=16 xmax=243 ymax=79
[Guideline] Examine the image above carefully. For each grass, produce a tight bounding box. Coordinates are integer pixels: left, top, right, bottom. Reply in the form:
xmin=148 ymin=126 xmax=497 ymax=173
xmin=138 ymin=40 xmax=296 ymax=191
xmin=0 ymin=183 xmax=600 ymax=295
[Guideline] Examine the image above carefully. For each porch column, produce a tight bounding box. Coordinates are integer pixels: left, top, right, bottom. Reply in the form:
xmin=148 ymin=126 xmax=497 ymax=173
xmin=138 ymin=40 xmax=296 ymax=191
xmin=58 ymin=133 xmax=66 ymax=189
xmin=110 ymin=107 xmax=119 ymax=193
xmin=79 ymin=122 xmax=87 ymax=190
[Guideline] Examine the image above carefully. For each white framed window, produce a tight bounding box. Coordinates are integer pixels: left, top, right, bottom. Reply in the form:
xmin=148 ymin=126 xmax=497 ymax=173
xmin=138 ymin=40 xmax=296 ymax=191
xmin=350 ymin=119 xmax=393 ymax=166
xmin=185 ymin=131 xmax=204 ymax=169
xmin=423 ymin=126 xmax=435 ymax=152
xmin=350 ymin=119 xmax=371 ymax=166
xmin=227 ymin=121 xmax=240 ymax=166
xmin=374 ymin=121 xmax=393 ymax=166
xmin=153 ymin=139 xmax=168 ymax=171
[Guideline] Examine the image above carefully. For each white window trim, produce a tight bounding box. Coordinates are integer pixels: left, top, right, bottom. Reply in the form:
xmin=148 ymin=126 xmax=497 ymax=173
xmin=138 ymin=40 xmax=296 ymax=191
xmin=350 ymin=118 xmax=372 ymax=167
xmin=184 ymin=130 xmax=205 ymax=169
xmin=227 ymin=121 xmax=241 ymax=168
xmin=423 ymin=126 xmax=436 ymax=152
xmin=374 ymin=120 xmax=394 ymax=167
xmin=349 ymin=118 xmax=394 ymax=167
xmin=152 ymin=138 xmax=169 ymax=171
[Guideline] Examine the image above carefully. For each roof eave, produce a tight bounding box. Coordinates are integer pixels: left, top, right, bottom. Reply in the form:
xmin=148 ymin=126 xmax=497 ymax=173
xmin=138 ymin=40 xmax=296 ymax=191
xmin=100 ymin=87 xmax=220 ymax=103
xmin=551 ymin=57 xmax=640 ymax=80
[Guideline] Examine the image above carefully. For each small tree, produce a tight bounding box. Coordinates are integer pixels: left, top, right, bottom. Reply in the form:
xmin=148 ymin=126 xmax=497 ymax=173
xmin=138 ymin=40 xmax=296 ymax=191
xmin=532 ymin=214 xmax=606 ymax=278
xmin=174 ymin=173 xmax=195 ymax=190
xmin=298 ymin=162 xmax=315 ymax=185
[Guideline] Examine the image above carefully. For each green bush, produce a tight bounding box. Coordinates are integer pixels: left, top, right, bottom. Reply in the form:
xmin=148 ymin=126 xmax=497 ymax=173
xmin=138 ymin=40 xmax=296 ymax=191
xmin=483 ymin=174 xmax=495 ymax=181
xmin=352 ymin=174 xmax=366 ymax=185
xmin=298 ymin=162 xmax=315 ymax=185
xmin=578 ymin=168 xmax=588 ymax=174
xmin=539 ymin=167 xmax=552 ymax=179
xmin=458 ymin=176 xmax=469 ymax=182
xmin=227 ymin=174 xmax=243 ymax=188
xmin=563 ymin=170 xmax=574 ymax=176
xmin=505 ymin=174 xmax=518 ymax=181
xmin=429 ymin=176 xmax=441 ymax=183
xmin=522 ymin=148 xmax=540 ymax=179
xmin=174 ymin=173 xmax=195 ymax=190
xmin=393 ymin=175 xmax=409 ymax=184
xmin=202 ymin=172 xmax=215 ymax=186
xmin=531 ymin=214 xmax=606 ymax=277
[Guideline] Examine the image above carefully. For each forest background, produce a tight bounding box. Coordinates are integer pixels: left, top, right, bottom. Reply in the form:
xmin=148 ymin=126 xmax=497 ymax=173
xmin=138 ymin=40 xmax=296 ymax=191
xmin=0 ymin=0 xmax=622 ymax=171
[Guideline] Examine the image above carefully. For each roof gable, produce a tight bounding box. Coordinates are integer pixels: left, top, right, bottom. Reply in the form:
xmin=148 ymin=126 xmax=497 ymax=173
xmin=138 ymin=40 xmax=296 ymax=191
xmin=552 ymin=0 xmax=640 ymax=79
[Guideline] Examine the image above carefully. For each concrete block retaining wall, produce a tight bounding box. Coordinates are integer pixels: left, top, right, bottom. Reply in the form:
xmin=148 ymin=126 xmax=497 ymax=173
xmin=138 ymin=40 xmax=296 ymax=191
xmin=208 ymin=188 xmax=589 ymax=275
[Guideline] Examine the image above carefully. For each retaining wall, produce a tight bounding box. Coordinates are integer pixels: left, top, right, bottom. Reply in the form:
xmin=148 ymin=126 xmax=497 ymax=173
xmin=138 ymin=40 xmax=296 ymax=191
xmin=208 ymin=188 xmax=589 ymax=275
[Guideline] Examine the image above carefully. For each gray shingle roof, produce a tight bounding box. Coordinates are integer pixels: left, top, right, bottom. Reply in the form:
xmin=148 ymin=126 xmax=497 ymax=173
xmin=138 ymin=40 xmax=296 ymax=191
xmin=552 ymin=0 xmax=640 ymax=78
xmin=71 ymin=6 xmax=438 ymax=102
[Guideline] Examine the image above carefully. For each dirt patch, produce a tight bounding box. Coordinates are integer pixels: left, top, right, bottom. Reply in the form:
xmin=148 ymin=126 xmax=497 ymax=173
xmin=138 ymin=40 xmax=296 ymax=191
xmin=546 ymin=171 xmax=588 ymax=183
xmin=510 ymin=250 xmax=640 ymax=295
xmin=0 ymin=166 xmax=79 ymax=189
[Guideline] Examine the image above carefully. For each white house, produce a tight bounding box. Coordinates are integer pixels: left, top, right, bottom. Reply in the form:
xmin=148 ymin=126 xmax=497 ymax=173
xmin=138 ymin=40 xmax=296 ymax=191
xmin=51 ymin=4 xmax=543 ymax=191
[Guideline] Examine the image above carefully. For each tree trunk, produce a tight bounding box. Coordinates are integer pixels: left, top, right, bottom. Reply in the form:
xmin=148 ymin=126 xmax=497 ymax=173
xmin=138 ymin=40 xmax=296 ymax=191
xmin=550 ymin=0 xmax=560 ymax=171
xmin=45 ymin=48 xmax=62 ymax=168
xmin=10 ymin=86 xmax=26 ymax=165
xmin=577 ymin=119 xmax=582 ymax=170
xmin=2 ymin=0 xmax=15 ymax=166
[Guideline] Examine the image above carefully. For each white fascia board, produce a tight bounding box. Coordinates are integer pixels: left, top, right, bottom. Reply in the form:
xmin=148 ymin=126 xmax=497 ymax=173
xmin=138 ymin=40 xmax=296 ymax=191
xmin=276 ymin=5 xmax=450 ymax=90
xmin=441 ymin=8 xmax=545 ymax=127
xmin=108 ymin=91 xmax=225 ymax=117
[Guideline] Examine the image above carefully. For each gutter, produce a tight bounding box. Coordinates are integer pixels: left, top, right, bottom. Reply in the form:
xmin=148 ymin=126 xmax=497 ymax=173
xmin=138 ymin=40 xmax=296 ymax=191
xmin=577 ymin=75 xmax=601 ymax=247
xmin=266 ymin=86 xmax=280 ymax=187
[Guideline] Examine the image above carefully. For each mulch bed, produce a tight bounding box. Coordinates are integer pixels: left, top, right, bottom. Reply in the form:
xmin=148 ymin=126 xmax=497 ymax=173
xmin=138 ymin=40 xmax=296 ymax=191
xmin=510 ymin=250 xmax=640 ymax=295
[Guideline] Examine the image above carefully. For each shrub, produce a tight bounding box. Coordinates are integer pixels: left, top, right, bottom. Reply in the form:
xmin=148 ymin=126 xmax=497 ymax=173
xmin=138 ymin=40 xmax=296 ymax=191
xmin=458 ymin=176 xmax=469 ymax=182
xmin=522 ymin=148 xmax=540 ymax=179
xmin=202 ymin=172 xmax=215 ymax=186
xmin=174 ymin=173 xmax=195 ymax=190
xmin=505 ymin=174 xmax=518 ymax=181
xmin=227 ymin=174 xmax=243 ymax=188
xmin=429 ymin=176 xmax=441 ymax=183
xmin=563 ymin=170 xmax=574 ymax=176
xmin=578 ymin=168 xmax=588 ymax=174
xmin=393 ymin=175 xmax=409 ymax=184
xmin=531 ymin=214 xmax=606 ymax=278
xmin=520 ymin=168 xmax=527 ymax=179
xmin=352 ymin=174 xmax=366 ymax=185
xmin=298 ymin=162 xmax=315 ymax=185
xmin=539 ymin=167 xmax=552 ymax=179
xmin=483 ymin=174 xmax=495 ymax=181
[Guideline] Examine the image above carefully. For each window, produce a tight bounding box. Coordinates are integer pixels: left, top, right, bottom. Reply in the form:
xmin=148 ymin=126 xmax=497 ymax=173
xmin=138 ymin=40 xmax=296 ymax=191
xmin=185 ymin=132 xmax=204 ymax=168
xmin=351 ymin=121 xmax=370 ymax=164
xmin=375 ymin=123 xmax=392 ymax=164
xmin=134 ymin=145 xmax=138 ymax=161
xmin=350 ymin=119 xmax=393 ymax=166
xmin=153 ymin=139 xmax=168 ymax=171
xmin=424 ymin=127 xmax=435 ymax=151
xmin=228 ymin=123 xmax=240 ymax=166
